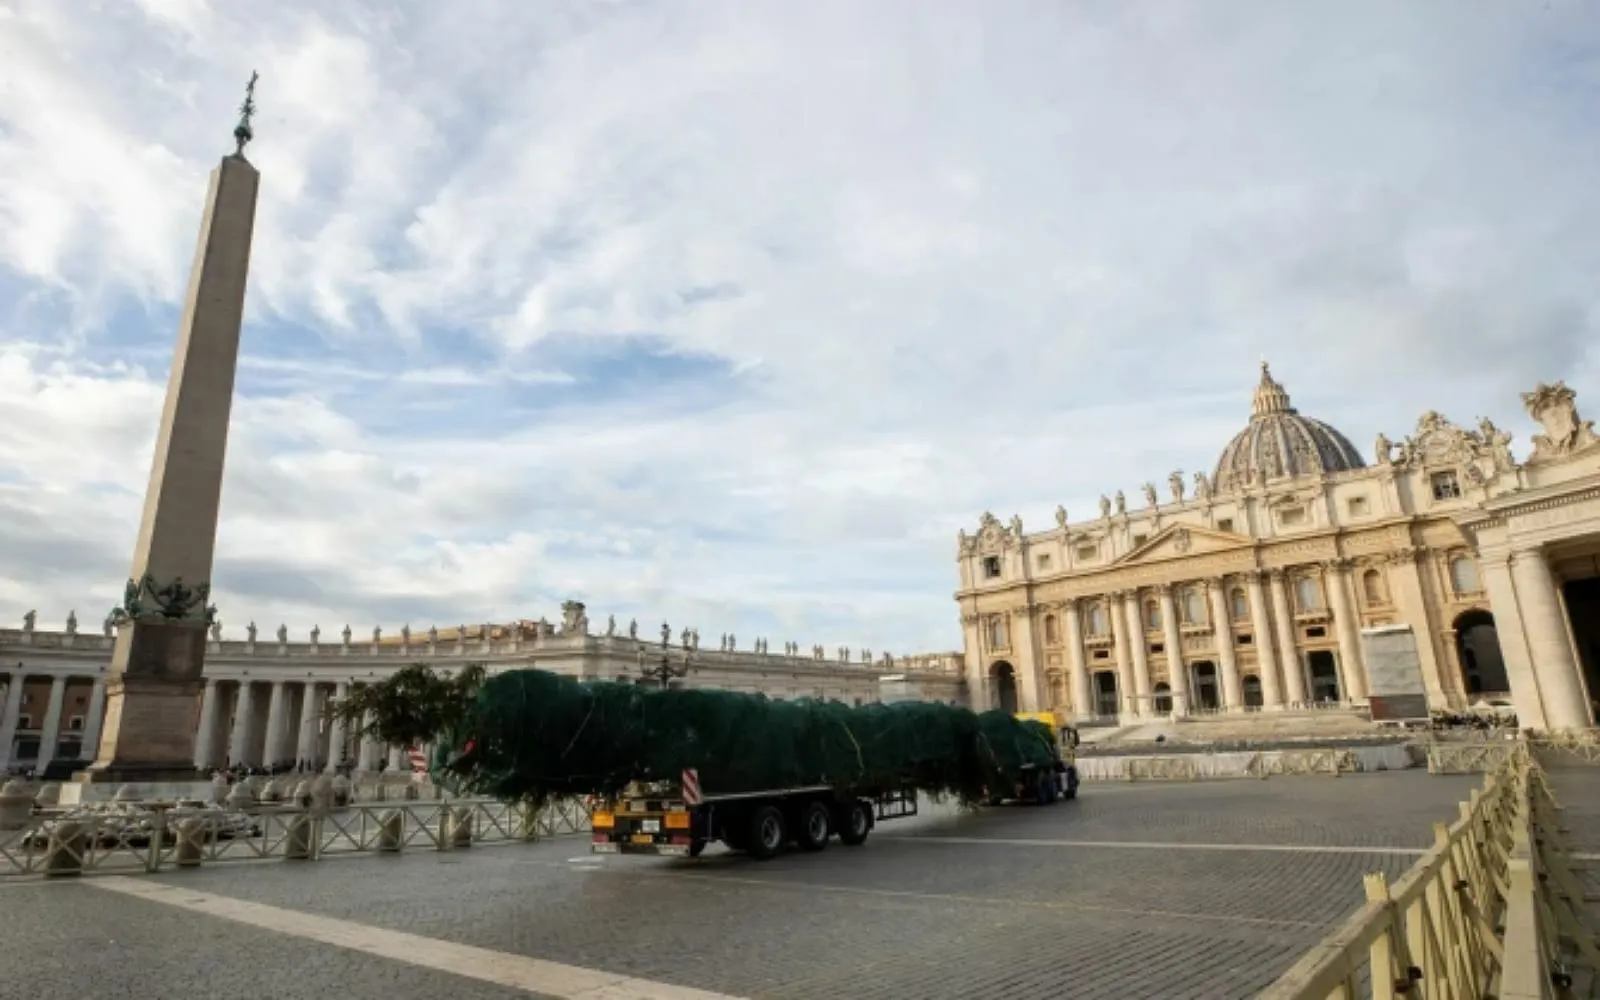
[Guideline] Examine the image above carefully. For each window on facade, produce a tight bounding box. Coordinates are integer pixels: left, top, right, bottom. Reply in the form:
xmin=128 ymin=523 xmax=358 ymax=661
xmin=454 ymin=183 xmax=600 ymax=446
xmin=1295 ymin=576 xmax=1323 ymax=611
xmin=1076 ymin=543 xmax=1099 ymax=562
xmin=982 ymin=555 xmax=1002 ymax=578
xmin=1036 ymin=553 xmax=1051 ymax=571
xmin=1182 ymin=587 xmax=1206 ymax=624
xmin=1278 ymin=506 xmax=1307 ymax=527
xmin=1347 ymin=496 xmax=1369 ymax=517
xmin=1449 ymin=555 xmax=1481 ymax=594
xmin=1230 ymin=588 xmax=1249 ymax=619
xmin=1363 ymin=568 xmax=1387 ymax=604
xmin=1132 ymin=534 xmax=1148 ymax=548
xmin=17 ymin=714 xmax=31 ymax=731
xmin=1143 ymin=599 xmax=1161 ymax=630
xmin=987 ymin=617 xmax=1009 ymax=650
xmin=67 ymin=715 xmax=84 ymax=731
xmin=1044 ymin=614 xmax=1060 ymax=644
xmin=1217 ymin=518 xmax=1235 ymax=533
xmin=1087 ymin=604 xmax=1108 ymax=635
xmin=1430 ymin=470 xmax=1462 ymax=501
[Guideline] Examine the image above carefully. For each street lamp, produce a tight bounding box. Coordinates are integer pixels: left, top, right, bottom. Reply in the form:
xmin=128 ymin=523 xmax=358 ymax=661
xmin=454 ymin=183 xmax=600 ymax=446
xmin=633 ymin=622 xmax=691 ymax=689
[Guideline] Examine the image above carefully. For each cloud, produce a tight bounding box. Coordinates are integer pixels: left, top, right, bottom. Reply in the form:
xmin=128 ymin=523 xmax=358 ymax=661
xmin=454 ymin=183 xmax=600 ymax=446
xmin=1 ymin=0 xmax=1598 ymax=652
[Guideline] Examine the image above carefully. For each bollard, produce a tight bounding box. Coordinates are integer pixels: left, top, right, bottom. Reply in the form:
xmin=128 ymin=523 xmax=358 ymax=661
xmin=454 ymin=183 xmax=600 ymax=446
xmin=309 ymin=775 xmax=334 ymax=813
xmin=331 ymin=774 xmax=351 ymax=808
xmin=34 ymin=782 xmax=63 ymax=809
xmin=291 ymin=780 xmax=314 ymax=810
xmin=283 ymin=811 xmax=315 ymax=860
xmin=173 ymin=816 xmax=207 ymax=867
xmin=225 ymin=781 xmax=254 ymax=809
xmin=0 ymin=779 xmax=33 ymax=832
xmin=377 ymin=809 xmax=404 ymax=852
xmin=261 ymin=778 xmax=284 ymax=804
xmin=451 ymin=806 xmax=474 ymax=848
xmin=44 ymin=819 xmax=90 ymax=877
xmin=404 ymin=782 xmax=419 ymax=801
xmin=211 ymin=774 xmax=229 ymax=805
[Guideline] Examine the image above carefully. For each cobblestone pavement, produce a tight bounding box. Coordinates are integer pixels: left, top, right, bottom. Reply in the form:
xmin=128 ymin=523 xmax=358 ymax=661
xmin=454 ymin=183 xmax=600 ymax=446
xmin=7 ymin=771 xmax=1483 ymax=1000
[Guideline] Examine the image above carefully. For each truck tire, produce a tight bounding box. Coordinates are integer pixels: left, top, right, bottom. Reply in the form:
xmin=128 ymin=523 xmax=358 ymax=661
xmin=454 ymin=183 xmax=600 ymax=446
xmin=796 ymin=801 xmax=831 ymax=852
xmin=836 ymin=800 xmax=871 ymax=846
xmin=1034 ymin=770 xmax=1056 ymax=806
xmin=746 ymin=805 xmax=786 ymax=861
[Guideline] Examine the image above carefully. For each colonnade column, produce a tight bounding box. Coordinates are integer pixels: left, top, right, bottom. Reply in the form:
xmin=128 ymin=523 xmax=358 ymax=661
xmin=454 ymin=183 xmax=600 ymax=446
xmin=228 ymin=681 xmax=255 ymax=767
xmin=387 ymin=745 xmax=404 ymax=771
xmin=324 ymin=682 xmax=349 ymax=773
xmin=295 ymin=684 xmax=322 ymax=767
xmin=1267 ymin=570 xmax=1307 ymax=708
xmin=1387 ymin=548 xmax=1448 ymax=705
xmin=1509 ymin=544 xmax=1593 ymax=731
xmin=193 ymin=679 xmax=220 ymax=770
xmin=1244 ymin=571 xmax=1284 ymax=709
xmin=358 ymin=711 xmax=380 ymax=771
xmin=1478 ymin=554 xmax=1544 ymax=728
xmin=262 ymin=681 xmax=287 ymax=768
xmin=1063 ymin=599 xmax=1092 ymax=722
xmin=1324 ymin=559 xmax=1368 ymax=703
xmin=1207 ymin=581 xmax=1243 ymax=709
xmin=1011 ymin=605 xmax=1044 ymax=713
xmin=80 ymin=677 xmax=108 ymax=760
xmin=35 ymin=675 xmax=67 ymax=769
xmin=1157 ymin=585 xmax=1189 ymax=716
xmin=1120 ymin=591 xmax=1153 ymax=718
xmin=0 ymin=676 xmax=25 ymax=771
xmin=1107 ymin=590 xmax=1137 ymax=719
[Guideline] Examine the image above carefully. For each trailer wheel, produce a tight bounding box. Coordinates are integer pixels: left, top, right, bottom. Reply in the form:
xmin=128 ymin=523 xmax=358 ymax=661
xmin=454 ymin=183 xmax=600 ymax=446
xmin=1034 ymin=770 xmax=1056 ymax=806
xmin=836 ymin=800 xmax=871 ymax=846
xmin=796 ymin=801 xmax=831 ymax=852
xmin=746 ymin=805 xmax=786 ymax=861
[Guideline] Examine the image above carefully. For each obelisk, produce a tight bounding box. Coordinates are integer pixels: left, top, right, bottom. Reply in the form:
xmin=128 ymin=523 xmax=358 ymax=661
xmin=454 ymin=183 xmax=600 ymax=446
xmin=77 ymin=74 xmax=262 ymax=785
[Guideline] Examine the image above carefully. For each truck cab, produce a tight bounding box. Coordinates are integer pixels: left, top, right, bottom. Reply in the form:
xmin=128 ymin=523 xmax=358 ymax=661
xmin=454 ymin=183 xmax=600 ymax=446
xmin=1001 ymin=711 xmax=1080 ymax=805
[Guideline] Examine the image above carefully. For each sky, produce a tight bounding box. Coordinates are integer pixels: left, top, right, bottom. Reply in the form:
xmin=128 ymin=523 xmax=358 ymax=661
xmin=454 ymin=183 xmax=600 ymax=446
xmin=1 ymin=1 xmax=1598 ymax=656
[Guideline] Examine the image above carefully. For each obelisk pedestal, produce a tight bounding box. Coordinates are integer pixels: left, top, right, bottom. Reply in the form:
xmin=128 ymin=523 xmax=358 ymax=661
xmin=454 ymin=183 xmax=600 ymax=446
xmin=76 ymin=104 xmax=261 ymax=786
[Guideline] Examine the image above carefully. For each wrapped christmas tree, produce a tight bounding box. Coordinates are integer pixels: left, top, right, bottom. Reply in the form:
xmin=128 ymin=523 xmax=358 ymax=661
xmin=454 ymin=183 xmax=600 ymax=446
xmin=333 ymin=665 xmax=1056 ymax=806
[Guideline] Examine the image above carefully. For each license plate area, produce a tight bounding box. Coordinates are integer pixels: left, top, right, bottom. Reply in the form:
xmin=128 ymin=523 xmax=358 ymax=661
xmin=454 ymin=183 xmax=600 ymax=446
xmin=640 ymin=819 xmax=661 ymax=833
xmin=631 ymin=833 xmax=655 ymax=845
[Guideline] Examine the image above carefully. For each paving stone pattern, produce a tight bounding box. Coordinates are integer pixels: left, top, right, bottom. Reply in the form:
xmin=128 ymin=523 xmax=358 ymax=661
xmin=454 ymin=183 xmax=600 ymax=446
xmin=12 ymin=771 xmax=1482 ymax=1000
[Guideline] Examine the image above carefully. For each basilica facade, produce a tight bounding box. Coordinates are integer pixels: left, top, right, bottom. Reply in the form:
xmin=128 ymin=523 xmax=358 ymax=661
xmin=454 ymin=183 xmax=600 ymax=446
xmin=955 ymin=363 xmax=1600 ymax=732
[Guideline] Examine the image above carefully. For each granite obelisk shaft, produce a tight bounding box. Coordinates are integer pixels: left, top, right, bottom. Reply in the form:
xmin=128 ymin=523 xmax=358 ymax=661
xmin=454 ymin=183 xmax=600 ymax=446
xmin=79 ymin=152 xmax=259 ymax=782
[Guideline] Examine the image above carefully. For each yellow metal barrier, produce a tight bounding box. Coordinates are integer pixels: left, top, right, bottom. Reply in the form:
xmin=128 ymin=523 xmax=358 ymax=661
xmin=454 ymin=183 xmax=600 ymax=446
xmin=1258 ymin=739 xmax=1599 ymax=999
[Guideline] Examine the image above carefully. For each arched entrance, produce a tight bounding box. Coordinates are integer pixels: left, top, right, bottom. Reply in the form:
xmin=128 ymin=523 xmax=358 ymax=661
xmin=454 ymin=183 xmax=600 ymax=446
xmin=989 ymin=661 xmax=1019 ymax=715
xmin=1307 ymin=651 xmax=1341 ymax=703
xmin=1191 ymin=661 xmax=1219 ymax=711
xmin=1093 ymin=670 xmax=1119 ymax=718
xmin=1152 ymin=682 xmax=1172 ymax=715
xmin=1453 ymin=609 xmax=1508 ymax=696
xmin=1241 ymin=674 xmax=1263 ymax=709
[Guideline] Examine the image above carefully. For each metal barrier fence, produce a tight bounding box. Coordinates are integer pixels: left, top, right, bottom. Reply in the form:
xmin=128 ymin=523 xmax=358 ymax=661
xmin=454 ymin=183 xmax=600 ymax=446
xmin=1259 ymin=739 xmax=1599 ymax=999
xmin=0 ymin=797 xmax=589 ymax=879
xmin=1426 ymin=733 xmax=1600 ymax=775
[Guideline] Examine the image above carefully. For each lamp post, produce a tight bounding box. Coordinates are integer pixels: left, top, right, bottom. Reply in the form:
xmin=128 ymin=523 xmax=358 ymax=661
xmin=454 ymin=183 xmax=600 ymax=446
xmin=633 ymin=622 xmax=691 ymax=689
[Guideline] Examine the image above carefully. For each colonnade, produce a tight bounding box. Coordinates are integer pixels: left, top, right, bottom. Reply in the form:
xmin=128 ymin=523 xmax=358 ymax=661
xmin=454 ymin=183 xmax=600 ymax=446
xmin=196 ymin=678 xmax=407 ymax=773
xmin=0 ymin=671 xmax=106 ymax=772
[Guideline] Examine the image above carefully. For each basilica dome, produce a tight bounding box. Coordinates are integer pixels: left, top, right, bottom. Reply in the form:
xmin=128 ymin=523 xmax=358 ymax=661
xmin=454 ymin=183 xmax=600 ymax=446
xmin=1212 ymin=362 xmax=1366 ymax=492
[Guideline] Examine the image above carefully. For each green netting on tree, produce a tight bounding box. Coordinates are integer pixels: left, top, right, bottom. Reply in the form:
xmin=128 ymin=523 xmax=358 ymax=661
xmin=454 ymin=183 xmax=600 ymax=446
xmin=342 ymin=666 xmax=1057 ymax=806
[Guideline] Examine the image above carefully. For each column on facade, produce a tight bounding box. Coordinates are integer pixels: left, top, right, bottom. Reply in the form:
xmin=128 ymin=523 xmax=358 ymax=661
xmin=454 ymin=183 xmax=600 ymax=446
xmin=0 ymin=674 xmax=25 ymax=771
xmin=1156 ymin=585 xmax=1190 ymax=716
xmin=1062 ymin=599 xmax=1092 ymax=722
xmin=1510 ymin=544 xmax=1592 ymax=731
xmin=1207 ymin=579 xmax=1243 ymax=710
xmin=1011 ymin=606 xmax=1044 ymax=713
xmin=193 ymin=679 xmax=221 ymax=770
xmin=387 ymin=745 xmax=404 ymax=772
xmin=35 ymin=675 xmax=67 ymax=769
xmin=1244 ymin=571 xmax=1284 ymax=709
xmin=1386 ymin=548 xmax=1448 ymax=705
xmin=960 ymin=615 xmax=987 ymax=712
xmin=80 ymin=677 xmax=107 ymax=761
xmin=1107 ymin=590 xmax=1137 ymax=719
xmin=324 ymin=682 xmax=349 ymax=773
xmin=262 ymin=681 xmax=287 ymax=769
xmin=1324 ymin=560 xmax=1368 ymax=703
xmin=1478 ymin=554 xmax=1545 ymax=728
xmin=1120 ymin=591 xmax=1153 ymax=717
xmin=228 ymin=681 xmax=255 ymax=767
xmin=1267 ymin=570 xmax=1308 ymax=707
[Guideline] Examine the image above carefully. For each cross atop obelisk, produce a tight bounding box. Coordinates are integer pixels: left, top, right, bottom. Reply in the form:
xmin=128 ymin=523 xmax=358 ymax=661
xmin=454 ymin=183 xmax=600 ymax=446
xmin=78 ymin=74 xmax=263 ymax=787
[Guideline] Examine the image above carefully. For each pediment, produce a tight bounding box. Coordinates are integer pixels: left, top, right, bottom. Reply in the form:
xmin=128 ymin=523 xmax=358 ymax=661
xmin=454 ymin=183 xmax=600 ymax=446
xmin=1115 ymin=523 xmax=1253 ymax=566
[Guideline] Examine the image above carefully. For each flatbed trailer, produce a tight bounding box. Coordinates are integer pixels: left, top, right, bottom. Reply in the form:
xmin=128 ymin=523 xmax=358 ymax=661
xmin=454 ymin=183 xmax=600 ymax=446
xmin=590 ymin=769 xmax=920 ymax=861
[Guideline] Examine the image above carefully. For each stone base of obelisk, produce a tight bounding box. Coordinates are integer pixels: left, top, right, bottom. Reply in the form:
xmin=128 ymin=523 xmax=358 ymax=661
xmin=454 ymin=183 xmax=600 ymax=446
xmin=72 ymin=620 xmax=207 ymax=788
